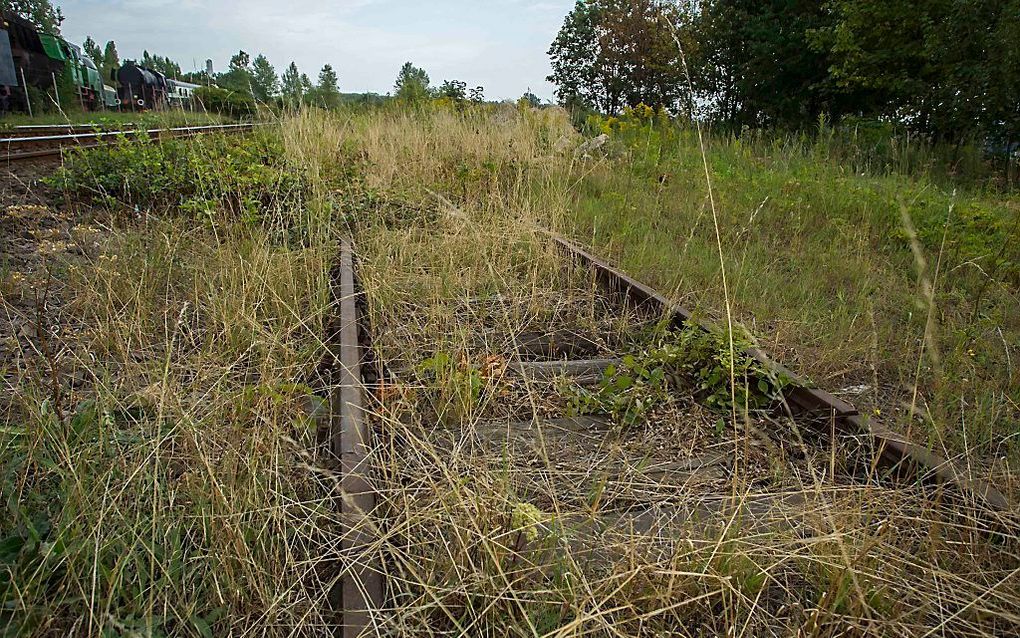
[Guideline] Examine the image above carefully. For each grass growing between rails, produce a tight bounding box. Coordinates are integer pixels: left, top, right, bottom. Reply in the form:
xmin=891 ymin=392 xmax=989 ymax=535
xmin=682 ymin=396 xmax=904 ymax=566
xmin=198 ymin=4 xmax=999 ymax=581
xmin=1 ymin=125 xmax=347 ymax=634
xmin=1 ymin=106 xmax=1018 ymax=636
xmin=560 ymin=109 xmax=1020 ymax=469
xmin=317 ymin=106 xmax=1020 ymax=636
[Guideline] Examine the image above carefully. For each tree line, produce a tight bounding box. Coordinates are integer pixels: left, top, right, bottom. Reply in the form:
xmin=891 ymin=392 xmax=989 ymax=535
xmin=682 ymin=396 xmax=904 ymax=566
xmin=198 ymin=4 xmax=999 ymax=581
xmin=548 ymin=0 xmax=1020 ymax=143
xmin=6 ymin=0 xmax=544 ymax=113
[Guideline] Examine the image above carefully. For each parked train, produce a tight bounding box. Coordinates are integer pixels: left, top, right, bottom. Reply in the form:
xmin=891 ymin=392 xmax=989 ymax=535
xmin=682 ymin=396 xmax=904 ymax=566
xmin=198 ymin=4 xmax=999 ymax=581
xmin=113 ymin=62 xmax=200 ymax=110
xmin=0 ymin=11 xmax=201 ymax=113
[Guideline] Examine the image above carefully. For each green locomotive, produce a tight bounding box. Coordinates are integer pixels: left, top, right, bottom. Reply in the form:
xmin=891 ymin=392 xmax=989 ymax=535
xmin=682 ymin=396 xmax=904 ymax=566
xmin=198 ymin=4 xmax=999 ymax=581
xmin=1 ymin=11 xmax=109 ymax=112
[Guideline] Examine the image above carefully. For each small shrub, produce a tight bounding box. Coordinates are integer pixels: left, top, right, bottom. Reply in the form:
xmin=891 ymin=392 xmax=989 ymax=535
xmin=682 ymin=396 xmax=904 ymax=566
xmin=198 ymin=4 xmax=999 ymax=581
xmin=45 ymin=129 xmax=305 ymax=220
xmin=194 ymin=86 xmax=256 ymax=119
xmin=418 ymin=351 xmax=484 ymax=424
xmin=568 ymin=324 xmax=790 ymax=427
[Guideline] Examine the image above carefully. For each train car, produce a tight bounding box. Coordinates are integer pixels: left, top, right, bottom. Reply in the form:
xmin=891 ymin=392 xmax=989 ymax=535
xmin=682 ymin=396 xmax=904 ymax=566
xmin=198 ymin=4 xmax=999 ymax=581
xmin=36 ymin=36 xmax=103 ymax=108
xmin=0 ymin=11 xmax=63 ymax=112
xmin=0 ymin=12 xmax=106 ymax=112
xmin=102 ymin=84 xmax=118 ymax=108
xmin=114 ymin=61 xmax=167 ymax=110
xmin=167 ymin=79 xmax=200 ymax=109
xmin=67 ymin=44 xmax=104 ymax=107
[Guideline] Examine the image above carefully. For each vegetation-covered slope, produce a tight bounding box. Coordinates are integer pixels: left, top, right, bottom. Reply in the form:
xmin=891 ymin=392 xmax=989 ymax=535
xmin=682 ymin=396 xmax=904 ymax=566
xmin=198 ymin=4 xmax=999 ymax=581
xmin=1 ymin=106 xmax=1018 ymax=636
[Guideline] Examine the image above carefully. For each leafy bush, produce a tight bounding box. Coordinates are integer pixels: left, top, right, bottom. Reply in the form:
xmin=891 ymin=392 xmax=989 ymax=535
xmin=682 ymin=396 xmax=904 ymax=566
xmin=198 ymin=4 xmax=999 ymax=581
xmin=417 ymin=351 xmax=484 ymax=425
xmin=194 ymin=86 xmax=256 ymax=119
xmin=568 ymin=324 xmax=790 ymax=427
xmin=46 ymin=129 xmax=305 ymax=221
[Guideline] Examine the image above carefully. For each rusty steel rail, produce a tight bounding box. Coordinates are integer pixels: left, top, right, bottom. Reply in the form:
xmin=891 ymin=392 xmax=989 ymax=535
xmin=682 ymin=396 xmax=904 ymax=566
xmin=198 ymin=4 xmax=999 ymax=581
xmin=325 ymin=240 xmax=384 ymax=637
xmin=554 ymin=235 xmax=1010 ymax=511
xmin=0 ymin=123 xmax=131 ymax=138
xmin=0 ymin=123 xmax=258 ymax=162
xmin=1 ymin=126 xmax=107 ymax=139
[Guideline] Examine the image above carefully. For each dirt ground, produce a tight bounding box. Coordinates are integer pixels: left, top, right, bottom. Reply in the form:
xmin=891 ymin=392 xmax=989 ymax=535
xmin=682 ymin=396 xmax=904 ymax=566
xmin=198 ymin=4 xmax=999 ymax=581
xmin=0 ymin=160 xmax=100 ymax=422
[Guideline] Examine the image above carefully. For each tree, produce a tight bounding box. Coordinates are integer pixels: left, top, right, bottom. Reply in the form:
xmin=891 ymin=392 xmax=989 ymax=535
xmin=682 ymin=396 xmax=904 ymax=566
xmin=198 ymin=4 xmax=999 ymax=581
xmin=218 ymin=51 xmax=254 ymax=93
xmin=101 ymin=40 xmax=120 ymax=80
xmin=307 ymin=64 xmax=340 ymax=108
xmin=547 ymin=1 xmax=601 ymax=109
xmin=281 ymin=61 xmax=303 ymax=106
xmin=82 ymin=36 xmax=103 ymax=68
xmin=547 ymin=0 xmax=688 ymax=114
xmin=438 ymin=79 xmax=467 ymax=101
xmin=521 ymin=90 xmax=541 ymax=108
xmin=250 ymin=54 xmax=279 ymax=102
xmin=394 ymin=62 xmax=431 ymax=103
xmin=229 ymin=50 xmax=251 ymax=72
xmin=820 ymin=0 xmax=1020 ymax=141
xmin=691 ymin=0 xmax=847 ymax=129
xmin=1 ymin=0 xmax=63 ymax=33
xmin=469 ymin=86 xmax=485 ymax=103
xmin=149 ymin=54 xmax=181 ymax=78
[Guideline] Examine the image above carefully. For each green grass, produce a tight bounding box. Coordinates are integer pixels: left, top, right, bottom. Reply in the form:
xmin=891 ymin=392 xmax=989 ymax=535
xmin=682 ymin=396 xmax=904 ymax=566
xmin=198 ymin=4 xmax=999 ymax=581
xmin=552 ymin=118 xmax=1020 ymax=462
xmin=2 ymin=106 xmax=1018 ymax=636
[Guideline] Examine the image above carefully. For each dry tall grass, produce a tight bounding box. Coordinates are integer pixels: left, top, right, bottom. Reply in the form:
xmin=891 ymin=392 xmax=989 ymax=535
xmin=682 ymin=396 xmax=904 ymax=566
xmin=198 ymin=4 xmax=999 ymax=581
xmin=317 ymin=106 xmax=1020 ymax=636
xmin=2 ymin=106 xmax=1017 ymax=637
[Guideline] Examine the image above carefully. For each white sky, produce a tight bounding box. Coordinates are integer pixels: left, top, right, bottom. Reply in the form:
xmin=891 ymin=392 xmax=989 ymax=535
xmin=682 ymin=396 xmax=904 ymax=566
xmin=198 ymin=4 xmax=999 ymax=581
xmin=59 ymin=0 xmax=570 ymax=101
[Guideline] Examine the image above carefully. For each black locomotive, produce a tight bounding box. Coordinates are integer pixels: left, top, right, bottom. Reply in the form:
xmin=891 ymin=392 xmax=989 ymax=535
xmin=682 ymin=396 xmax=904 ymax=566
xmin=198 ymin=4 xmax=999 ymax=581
xmin=114 ymin=61 xmax=168 ymax=110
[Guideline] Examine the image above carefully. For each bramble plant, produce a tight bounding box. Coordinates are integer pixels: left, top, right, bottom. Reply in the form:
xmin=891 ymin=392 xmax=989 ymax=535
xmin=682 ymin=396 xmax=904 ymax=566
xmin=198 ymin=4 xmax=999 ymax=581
xmin=568 ymin=323 xmax=790 ymax=427
xmin=45 ymin=131 xmax=305 ymax=220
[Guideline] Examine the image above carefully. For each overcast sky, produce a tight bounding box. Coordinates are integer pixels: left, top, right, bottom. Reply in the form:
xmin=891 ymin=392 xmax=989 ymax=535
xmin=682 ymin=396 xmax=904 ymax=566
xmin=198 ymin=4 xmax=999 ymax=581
xmin=59 ymin=0 xmax=569 ymax=101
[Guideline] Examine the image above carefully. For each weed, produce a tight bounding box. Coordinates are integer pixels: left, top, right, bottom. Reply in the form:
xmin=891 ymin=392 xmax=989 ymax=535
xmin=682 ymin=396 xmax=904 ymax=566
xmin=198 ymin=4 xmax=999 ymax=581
xmin=418 ymin=352 xmax=484 ymax=425
xmin=46 ymin=128 xmax=306 ymax=222
xmin=568 ymin=324 xmax=789 ymax=427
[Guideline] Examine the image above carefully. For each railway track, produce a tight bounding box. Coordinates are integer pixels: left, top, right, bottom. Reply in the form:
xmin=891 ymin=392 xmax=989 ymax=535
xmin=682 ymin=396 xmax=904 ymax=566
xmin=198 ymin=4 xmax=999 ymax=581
xmin=0 ymin=122 xmax=258 ymax=162
xmin=0 ymin=123 xmax=133 ymax=138
xmin=325 ymin=234 xmax=1012 ymax=636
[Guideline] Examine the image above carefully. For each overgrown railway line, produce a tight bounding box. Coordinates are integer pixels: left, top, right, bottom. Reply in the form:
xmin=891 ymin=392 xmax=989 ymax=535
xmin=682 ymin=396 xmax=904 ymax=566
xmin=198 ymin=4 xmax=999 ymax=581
xmin=325 ymin=234 xmax=1013 ymax=636
xmin=0 ymin=122 xmax=257 ymax=162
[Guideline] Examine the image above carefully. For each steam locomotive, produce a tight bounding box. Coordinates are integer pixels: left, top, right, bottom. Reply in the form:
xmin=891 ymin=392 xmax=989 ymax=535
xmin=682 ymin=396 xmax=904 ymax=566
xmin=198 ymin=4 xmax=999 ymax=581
xmin=0 ymin=11 xmax=200 ymax=113
xmin=113 ymin=62 xmax=200 ymax=111
xmin=0 ymin=11 xmax=112 ymax=111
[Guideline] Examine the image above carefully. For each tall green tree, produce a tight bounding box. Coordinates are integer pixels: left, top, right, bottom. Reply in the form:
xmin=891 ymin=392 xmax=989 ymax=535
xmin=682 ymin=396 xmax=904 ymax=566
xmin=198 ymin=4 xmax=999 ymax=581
xmin=692 ymin=0 xmax=847 ymax=129
xmin=250 ymin=54 xmax=279 ymax=102
xmin=1 ymin=0 xmax=63 ymax=32
xmin=547 ymin=0 xmax=688 ymax=114
xmin=820 ymin=0 xmax=1020 ymax=141
xmin=82 ymin=36 xmax=102 ymax=68
xmin=280 ymin=61 xmax=303 ymax=106
xmin=218 ymin=50 xmax=253 ymax=93
xmin=229 ymin=50 xmax=251 ymax=72
xmin=151 ymin=54 xmax=181 ymax=78
xmin=394 ymin=62 xmax=431 ymax=103
xmin=438 ymin=79 xmax=467 ymax=101
xmin=101 ymin=40 xmax=120 ymax=81
xmin=137 ymin=51 xmax=180 ymax=77
xmin=547 ymin=1 xmax=602 ymax=109
xmin=307 ymin=64 xmax=340 ymax=108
